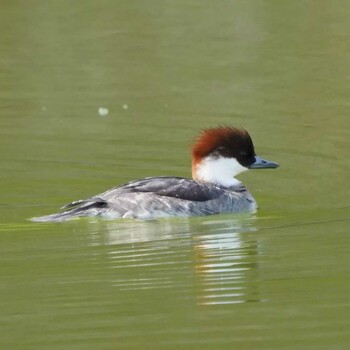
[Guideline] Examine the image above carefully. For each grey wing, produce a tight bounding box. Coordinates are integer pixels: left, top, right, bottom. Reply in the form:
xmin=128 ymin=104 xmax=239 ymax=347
xmin=96 ymin=177 xmax=224 ymax=202
xmin=54 ymin=177 xmax=252 ymax=219
xmin=60 ymin=177 xmax=225 ymax=216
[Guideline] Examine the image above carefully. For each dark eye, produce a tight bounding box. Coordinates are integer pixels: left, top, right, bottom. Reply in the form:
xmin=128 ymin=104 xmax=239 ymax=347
xmin=239 ymin=152 xmax=248 ymax=157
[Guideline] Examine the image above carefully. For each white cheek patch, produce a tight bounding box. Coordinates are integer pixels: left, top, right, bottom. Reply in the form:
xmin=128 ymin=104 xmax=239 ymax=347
xmin=195 ymin=157 xmax=248 ymax=187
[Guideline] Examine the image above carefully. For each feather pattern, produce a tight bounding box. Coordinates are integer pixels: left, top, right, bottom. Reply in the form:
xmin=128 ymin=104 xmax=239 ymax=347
xmin=31 ymin=177 xmax=256 ymax=222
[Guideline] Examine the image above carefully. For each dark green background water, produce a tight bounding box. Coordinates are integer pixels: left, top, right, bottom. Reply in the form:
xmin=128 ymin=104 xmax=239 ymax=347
xmin=1 ymin=1 xmax=349 ymax=349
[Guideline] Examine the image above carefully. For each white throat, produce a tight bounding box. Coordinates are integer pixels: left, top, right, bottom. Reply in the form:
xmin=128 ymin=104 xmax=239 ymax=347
xmin=194 ymin=156 xmax=248 ymax=187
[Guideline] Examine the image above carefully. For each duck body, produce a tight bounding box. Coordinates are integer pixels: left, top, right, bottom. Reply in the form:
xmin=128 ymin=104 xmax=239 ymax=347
xmin=31 ymin=126 xmax=278 ymax=222
xmin=31 ymin=176 xmax=257 ymax=222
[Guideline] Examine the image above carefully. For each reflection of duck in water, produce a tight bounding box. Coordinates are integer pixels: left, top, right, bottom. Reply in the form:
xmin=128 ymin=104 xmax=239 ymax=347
xmin=89 ymin=216 xmax=261 ymax=305
xmin=193 ymin=218 xmax=261 ymax=305
xmin=32 ymin=126 xmax=278 ymax=222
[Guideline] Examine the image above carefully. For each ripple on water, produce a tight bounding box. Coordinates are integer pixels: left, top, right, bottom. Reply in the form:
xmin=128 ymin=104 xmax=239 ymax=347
xmin=86 ymin=215 xmax=263 ymax=305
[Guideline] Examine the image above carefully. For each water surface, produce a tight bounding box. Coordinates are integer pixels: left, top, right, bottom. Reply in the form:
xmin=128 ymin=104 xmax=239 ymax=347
xmin=0 ymin=1 xmax=349 ymax=349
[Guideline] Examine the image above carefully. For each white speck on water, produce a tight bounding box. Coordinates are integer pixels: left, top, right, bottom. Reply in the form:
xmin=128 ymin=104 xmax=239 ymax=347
xmin=122 ymin=104 xmax=128 ymax=110
xmin=42 ymin=106 xmax=47 ymax=111
xmin=98 ymin=107 xmax=109 ymax=116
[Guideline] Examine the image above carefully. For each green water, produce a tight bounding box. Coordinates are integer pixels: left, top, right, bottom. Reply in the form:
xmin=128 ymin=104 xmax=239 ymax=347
xmin=1 ymin=1 xmax=349 ymax=349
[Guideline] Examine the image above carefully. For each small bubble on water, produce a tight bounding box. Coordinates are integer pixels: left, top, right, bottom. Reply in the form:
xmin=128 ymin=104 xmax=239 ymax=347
xmin=98 ymin=107 xmax=109 ymax=116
